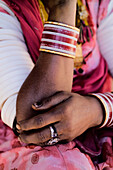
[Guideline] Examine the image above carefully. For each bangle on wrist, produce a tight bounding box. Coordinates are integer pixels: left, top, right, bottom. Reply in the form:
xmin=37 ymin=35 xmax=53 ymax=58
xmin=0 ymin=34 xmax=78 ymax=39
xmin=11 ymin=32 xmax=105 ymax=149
xmin=39 ymin=21 xmax=79 ymax=59
xmin=90 ymin=93 xmax=113 ymax=128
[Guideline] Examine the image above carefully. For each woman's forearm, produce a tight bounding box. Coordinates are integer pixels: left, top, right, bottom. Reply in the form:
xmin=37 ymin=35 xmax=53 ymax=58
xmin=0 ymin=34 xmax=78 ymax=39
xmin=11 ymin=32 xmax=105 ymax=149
xmin=16 ymin=1 xmax=78 ymax=122
xmin=36 ymin=0 xmax=77 ymax=92
xmin=36 ymin=0 xmax=77 ymax=91
xmin=36 ymin=0 xmax=77 ymax=90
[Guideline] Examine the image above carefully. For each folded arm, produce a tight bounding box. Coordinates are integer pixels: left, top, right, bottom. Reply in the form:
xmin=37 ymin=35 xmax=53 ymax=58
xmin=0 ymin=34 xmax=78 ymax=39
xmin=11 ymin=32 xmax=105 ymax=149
xmin=16 ymin=0 xmax=77 ymax=122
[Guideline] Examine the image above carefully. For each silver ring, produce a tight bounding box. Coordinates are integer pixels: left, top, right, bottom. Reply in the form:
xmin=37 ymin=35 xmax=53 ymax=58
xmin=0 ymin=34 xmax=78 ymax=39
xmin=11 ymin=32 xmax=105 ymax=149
xmin=46 ymin=125 xmax=59 ymax=145
xmin=49 ymin=126 xmax=58 ymax=138
xmin=46 ymin=137 xmax=60 ymax=146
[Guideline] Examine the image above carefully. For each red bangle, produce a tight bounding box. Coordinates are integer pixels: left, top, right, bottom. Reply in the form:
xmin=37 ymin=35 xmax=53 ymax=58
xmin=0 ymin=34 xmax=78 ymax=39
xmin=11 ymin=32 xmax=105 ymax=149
xmin=91 ymin=93 xmax=113 ymax=128
xmin=40 ymin=21 xmax=80 ymax=59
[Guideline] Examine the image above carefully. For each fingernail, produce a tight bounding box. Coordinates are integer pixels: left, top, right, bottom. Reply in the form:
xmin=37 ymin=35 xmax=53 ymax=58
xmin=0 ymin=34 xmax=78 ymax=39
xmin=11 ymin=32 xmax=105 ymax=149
xmin=33 ymin=102 xmax=43 ymax=108
xmin=16 ymin=124 xmax=21 ymax=130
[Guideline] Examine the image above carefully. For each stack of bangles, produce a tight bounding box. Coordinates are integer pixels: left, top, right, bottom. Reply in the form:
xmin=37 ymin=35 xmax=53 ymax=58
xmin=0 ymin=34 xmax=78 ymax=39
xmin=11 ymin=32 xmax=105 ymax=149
xmin=91 ymin=93 xmax=113 ymax=128
xmin=39 ymin=21 xmax=113 ymax=129
xmin=39 ymin=21 xmax=80 ymax=59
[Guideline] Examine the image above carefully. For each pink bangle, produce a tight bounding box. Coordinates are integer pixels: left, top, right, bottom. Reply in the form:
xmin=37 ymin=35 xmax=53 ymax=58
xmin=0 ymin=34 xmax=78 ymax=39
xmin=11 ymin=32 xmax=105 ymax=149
xmin=39 ymin=21 xmax=80 ymax=59
xmin=91 ymin=93 xmax=113 ymax=128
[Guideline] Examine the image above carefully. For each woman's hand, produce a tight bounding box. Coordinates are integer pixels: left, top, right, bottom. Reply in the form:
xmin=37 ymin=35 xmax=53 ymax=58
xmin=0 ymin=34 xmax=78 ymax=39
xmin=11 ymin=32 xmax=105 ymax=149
xmin=42 ymin=0 xmax=77 ymax=26
xmin=41 ymin=0 xmax=66 ymax=10
xmin=41 ymin=0 xmax=73 ymax=11
xmin=17 ymin=92 xmax=103 ymax=145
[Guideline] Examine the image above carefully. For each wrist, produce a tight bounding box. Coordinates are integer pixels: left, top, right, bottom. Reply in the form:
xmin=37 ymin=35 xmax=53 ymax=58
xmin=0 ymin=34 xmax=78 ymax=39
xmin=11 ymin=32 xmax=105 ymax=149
xmin=90 ymin=93 xmax=113 ymax=128
xmin=48 ymin=0 xmax=77 ymax=26
xmin=86 ymin=96 xmax=104 ymax=128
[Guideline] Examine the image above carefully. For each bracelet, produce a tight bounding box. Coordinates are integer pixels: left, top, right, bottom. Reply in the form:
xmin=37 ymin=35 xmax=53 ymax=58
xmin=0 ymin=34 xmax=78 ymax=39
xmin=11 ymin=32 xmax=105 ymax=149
xmin=91 ymin=93 xmax=113 ymax=128
xmin=39 ymin=21 xmax=80 ymax=59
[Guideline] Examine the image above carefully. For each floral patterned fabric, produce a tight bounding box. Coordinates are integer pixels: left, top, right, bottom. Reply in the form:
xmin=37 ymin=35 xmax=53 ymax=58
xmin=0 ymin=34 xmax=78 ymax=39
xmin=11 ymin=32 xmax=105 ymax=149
xmin=0 ymin=117 xmax=113 ymax=169
xmin=0 ymin=118 xmax=95 ymax=170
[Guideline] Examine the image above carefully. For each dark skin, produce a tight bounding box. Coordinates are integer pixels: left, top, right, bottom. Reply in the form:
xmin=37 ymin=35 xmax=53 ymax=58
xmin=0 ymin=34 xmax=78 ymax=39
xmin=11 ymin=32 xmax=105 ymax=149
xmin=16 ymin=0 xmax=103 ymax=145
xmin=16 ymin=0 xmax=76 ymax=122
xmin=18 ymin=91 xmax=103 ymax=145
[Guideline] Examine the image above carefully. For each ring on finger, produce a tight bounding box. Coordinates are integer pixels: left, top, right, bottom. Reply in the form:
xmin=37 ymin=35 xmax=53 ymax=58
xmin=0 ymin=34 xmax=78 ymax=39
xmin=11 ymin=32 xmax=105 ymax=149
xmin=46 ymin=137 xmax=60 ymax=146
xmin=50 ymin=125 xmax=58 ymax=138
xmin=46 ymin=125 xmax=59 ymax=145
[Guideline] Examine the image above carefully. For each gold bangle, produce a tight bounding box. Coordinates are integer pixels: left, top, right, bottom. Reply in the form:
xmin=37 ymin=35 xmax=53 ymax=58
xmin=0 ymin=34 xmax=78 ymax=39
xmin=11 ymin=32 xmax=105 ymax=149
xmin=45 ymin=21 xmax=80 ymax=32
xmin=39 ymin=48 xmax=75 ymax=59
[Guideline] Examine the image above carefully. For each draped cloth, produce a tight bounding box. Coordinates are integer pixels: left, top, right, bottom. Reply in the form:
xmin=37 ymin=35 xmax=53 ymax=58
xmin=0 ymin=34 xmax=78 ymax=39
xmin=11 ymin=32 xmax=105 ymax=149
xmin=0 ymin=0 xmax=113 ymax=169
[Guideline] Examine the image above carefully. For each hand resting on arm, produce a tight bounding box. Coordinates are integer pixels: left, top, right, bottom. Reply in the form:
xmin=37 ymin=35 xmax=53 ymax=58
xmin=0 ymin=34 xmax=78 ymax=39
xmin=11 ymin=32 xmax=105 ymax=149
xmin=18 ymin=91 xmax=103 ymax=145
xmin=16 ymin=0 xmax=77 ymax=122
xmin=16 ymin=0 xmax=104 ymax=145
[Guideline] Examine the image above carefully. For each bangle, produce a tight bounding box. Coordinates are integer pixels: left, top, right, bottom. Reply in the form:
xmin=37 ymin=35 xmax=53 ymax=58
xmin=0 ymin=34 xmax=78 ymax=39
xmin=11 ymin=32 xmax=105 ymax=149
xmin=91 ymin=93 xmax=113 ymax=128
xmin=39 ymin=21 xmax=80 ymax=59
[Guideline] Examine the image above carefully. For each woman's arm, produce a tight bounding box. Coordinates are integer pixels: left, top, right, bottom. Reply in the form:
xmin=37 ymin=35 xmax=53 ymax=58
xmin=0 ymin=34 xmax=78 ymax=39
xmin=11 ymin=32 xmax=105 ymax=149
xmin=0 ymin=0 xmax=77 ymax=128
xmin=16 ymin=0 xmax=77 ymax=122
xmin=16 ymin=1 xmax=113 ymax=144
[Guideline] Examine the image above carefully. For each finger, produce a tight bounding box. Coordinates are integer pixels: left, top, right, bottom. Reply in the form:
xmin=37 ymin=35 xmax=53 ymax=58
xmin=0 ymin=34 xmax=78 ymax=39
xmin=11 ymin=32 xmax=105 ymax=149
xmin=19 ymin=123 xmax=63 ymax=145
xmin=19 ymin=107 xmax=62 ymax=131
xmin=32 ymin=91 xmax=71 ymax=111
xmin=19 ymin=97 xmax=71 ymax=131
xmin=19 ymin=127 xmax=51 ymax=145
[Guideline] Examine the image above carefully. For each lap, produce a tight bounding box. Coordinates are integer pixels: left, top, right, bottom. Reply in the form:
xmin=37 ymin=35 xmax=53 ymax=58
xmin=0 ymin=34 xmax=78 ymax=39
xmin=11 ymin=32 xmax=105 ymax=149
xmin=0 ymin=118 xmax=110 ymax=170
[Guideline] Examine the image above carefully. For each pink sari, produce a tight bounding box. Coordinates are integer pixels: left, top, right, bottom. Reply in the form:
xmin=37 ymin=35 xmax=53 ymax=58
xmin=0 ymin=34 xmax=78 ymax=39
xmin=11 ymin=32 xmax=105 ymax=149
xmin=0 ymin=0 xmax=113 ymax=169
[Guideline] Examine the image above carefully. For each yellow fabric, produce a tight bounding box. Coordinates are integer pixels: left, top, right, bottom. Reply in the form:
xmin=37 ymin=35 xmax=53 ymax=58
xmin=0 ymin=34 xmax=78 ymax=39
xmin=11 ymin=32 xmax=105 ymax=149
xmin=77 ymin=0 xmax=88 ymax=26
xmin=38 ymin=0 xmax=48 ymax=24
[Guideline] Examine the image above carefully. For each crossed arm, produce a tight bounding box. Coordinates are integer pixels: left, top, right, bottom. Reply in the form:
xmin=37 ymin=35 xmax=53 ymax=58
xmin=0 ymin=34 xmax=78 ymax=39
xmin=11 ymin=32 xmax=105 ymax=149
xmin=16 ymin=0 xmax=103 ymax=145
xmin=0 ymin=0 xmax=112 ymax=145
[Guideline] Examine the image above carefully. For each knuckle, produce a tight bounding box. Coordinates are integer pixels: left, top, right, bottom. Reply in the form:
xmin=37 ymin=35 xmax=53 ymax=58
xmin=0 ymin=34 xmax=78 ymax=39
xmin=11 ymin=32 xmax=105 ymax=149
xmin=58 ymin=107 xmax=67 ymax=119
xmin=36 ymin=116 xmax=44 ymax=127
xmin=63 ymin=105 xmax=70 ymax=117
xmin=19 ymin=120 xmax=27 ymax=130
xmin=60 ymin=91 xmax=65 ymax=95
xmin=22 ymin=123 xmax=28 ymax=130
xmin=20 ymin=134 xmax=28 ymax=144
xmin=58 ymin=108 xmax=65 ymax=118
xmin=55 ymin=91 xmax=65 ymax=97
xmin=38 ymin=131 xmax=46 ymax=143
xmin=45 ymin=98 xmax=51 ymax=104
